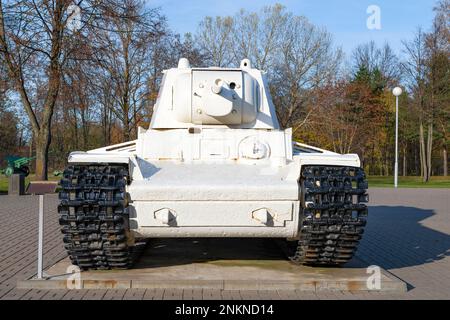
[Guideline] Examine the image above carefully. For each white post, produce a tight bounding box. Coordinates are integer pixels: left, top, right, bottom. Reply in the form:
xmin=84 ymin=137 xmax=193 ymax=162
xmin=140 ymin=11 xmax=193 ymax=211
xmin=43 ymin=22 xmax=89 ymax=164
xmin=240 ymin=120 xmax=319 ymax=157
xmin=37 ymin=194 xmax=44 ymax=279
xmin=392 ymin=87 xmax=402 ymax=189
xmin=394 ymin=95 xmax=399 ymax=188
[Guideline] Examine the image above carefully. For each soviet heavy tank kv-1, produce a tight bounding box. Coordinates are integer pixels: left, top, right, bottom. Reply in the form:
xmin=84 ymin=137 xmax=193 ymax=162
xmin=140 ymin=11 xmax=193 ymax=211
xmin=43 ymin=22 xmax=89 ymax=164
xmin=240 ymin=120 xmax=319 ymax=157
xmin=58 ymin=58 xmax=369 ymax=269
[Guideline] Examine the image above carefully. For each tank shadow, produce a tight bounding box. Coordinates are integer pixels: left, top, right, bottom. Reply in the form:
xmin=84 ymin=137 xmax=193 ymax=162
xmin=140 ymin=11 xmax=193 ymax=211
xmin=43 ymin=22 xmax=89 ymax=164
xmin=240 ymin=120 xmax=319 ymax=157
xmin=356 ymin=205 xmax=450 ymax=270
xmin=132 ymin=238 xmax=291 ymax=270
xmin=130 ymin=205 xmax=450 ymax=272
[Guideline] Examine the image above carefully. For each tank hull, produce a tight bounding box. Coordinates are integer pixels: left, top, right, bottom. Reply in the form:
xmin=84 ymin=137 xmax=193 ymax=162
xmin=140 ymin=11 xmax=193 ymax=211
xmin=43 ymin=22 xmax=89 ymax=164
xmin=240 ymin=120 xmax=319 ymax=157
xmin=67 ymin=128 xmax=362 ymax=239
xmin=129 ymin=200 xmax=300 ymax=238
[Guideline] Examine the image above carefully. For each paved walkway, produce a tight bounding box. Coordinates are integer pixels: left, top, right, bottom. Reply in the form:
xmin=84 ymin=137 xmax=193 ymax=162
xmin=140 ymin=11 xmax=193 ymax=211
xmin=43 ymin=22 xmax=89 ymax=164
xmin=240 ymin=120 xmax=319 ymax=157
xmin=0 ymin=188 xmax=449 ymax=300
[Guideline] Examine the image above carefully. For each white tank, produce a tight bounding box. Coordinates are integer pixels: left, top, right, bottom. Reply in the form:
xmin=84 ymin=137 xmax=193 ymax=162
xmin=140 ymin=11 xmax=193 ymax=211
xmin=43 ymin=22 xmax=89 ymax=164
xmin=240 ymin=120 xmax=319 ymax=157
xmin=60 ymin=58 xmax=369 ymax=269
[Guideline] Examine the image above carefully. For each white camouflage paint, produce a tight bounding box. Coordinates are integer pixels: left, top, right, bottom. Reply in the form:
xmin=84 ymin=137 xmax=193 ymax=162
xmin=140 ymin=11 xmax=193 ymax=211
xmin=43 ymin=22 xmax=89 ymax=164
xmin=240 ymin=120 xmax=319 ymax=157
xmin=68 ymin=59 xmax=361 ymax=239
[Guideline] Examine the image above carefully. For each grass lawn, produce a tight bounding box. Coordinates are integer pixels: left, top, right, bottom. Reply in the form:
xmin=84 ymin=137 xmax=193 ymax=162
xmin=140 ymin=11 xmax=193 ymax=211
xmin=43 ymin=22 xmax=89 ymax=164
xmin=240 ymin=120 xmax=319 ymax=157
xmin=0 ymin=174 xmax=60 ymax=194
xmin=1 ymin=174 xmax=448 ymax=193
xmin=368 ymin=175 xmax=450 ymax=188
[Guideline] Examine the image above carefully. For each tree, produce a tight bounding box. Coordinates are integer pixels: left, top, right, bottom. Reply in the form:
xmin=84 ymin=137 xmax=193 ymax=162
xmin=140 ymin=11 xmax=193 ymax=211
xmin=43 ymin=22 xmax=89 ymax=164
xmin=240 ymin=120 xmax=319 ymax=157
xmin=273 ymin=14 xmax=342 ymax=131
xmin=0 ymin=0 xmax=119 ymax=179
xmin=231 ymin=4 xmax=287 ymax=72
xmin=196 ymin=16 xmax=233 ymax=67
xmin=352 ymin=41 xmax=401 ymax=87
xmin=0 ymin=78 xmax=19 ymax=160
xmin=172 ymin=33 xmax=208 ymax=68
xmin=424 ymin=0 xmax=450 ymax=177
xmin=306 ymin=67 xmax=388 ymax=174
xmin=402 ymin=28 xmax=428 ymax=180
xmin=195 ymin=4 xmax=342 ymax=132
xmin=347 ymin=41 xmax=401 ymax=175
xmin=402 ymin=1 xmax=450 ymax=181
xmin=91 ymin=0 xmax=167 ymax=141
xmin=0 ymin=0 xmax=70 ymax=179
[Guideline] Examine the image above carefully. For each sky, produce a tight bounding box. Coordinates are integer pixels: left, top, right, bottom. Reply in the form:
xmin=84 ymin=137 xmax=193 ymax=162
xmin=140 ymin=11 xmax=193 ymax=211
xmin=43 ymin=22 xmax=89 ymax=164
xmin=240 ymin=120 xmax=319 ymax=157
xmin=147 ymin=0 xmax=438 ymax=59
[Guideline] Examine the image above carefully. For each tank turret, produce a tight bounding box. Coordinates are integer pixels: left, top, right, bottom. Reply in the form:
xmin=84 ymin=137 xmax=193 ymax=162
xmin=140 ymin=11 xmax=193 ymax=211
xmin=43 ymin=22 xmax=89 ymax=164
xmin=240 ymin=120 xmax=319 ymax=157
xmin=150 ymin=58 xmax=279 ymax=129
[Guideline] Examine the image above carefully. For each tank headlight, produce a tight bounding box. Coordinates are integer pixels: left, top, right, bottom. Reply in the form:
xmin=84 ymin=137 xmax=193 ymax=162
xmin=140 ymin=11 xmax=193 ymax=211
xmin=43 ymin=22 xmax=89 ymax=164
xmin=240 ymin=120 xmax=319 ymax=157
xmin=239 ymin=137 xmax=270 ymax=160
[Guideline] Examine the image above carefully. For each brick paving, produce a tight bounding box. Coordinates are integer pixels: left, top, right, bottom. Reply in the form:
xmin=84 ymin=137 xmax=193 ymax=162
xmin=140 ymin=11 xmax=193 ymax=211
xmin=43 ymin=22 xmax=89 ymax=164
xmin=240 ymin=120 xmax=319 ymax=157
xmin=0 ymin=188 xmax=449 ymax=300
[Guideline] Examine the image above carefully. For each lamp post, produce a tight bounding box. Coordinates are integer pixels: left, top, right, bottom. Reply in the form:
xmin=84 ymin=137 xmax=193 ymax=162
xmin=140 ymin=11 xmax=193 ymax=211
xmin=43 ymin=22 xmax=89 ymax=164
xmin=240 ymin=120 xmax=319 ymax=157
xmin=392 ymin=87 xmax=402 ymax=188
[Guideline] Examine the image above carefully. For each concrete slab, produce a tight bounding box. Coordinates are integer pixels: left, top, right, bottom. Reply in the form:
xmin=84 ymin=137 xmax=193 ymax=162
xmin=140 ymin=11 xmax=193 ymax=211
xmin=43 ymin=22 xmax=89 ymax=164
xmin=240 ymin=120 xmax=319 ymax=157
xmin=17 ymin=238 xmax=406 ymax=292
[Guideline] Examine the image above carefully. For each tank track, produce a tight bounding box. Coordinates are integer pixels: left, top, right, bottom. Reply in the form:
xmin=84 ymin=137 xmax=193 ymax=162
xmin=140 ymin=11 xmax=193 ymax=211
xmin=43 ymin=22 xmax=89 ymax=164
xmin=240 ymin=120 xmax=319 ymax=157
xmin=287 ymin=165 xmax=369 ymax=266
xmin=58 ymin=164 xmax=135 ymax=270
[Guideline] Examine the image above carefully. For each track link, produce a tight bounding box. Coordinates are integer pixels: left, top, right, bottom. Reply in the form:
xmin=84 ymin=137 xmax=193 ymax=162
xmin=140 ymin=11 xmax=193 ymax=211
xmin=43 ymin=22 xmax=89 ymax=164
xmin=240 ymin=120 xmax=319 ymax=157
xmin=58 ymin=164 xmax=135 ymax=270
xmin=287 ymin=165 xmax=369 ymax=266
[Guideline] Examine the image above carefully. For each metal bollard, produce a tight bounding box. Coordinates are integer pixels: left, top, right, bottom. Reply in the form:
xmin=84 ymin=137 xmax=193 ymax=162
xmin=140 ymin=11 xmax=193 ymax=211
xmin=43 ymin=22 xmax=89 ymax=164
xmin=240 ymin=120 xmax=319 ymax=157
xmin=37 ymin=194 xmax=44 ymax=279
xmin=8 ymin=174 xmax=25 ymax=195
xmin=27 ymin=181 xmax=57 ymax=280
